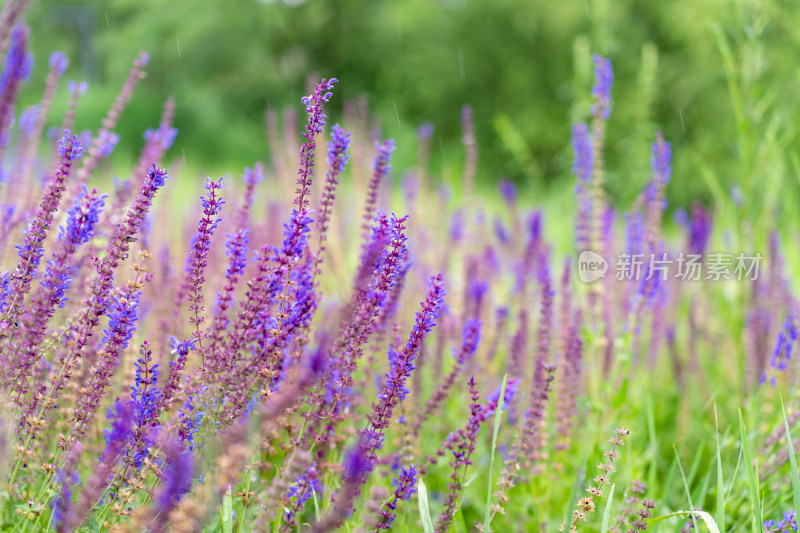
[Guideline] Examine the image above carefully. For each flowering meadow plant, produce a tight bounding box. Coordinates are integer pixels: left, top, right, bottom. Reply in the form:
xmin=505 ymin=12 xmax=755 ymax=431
xmin=0 ymin=7 xmax=800 ymax=533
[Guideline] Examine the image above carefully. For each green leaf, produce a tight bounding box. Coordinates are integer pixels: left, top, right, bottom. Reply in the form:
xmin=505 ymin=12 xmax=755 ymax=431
xmin=738 ymin=409 xmax=763 ymax=533
xmin=600 ymin=483 xmax=616 ymax=533
xmin=650 ymin=510 xmax=721 ymax=532
xmin=312 ymin=486 xmax=321 ymax=523
xmin=418 ymin=477 xmax=435 ymax=533
xmin=222 ymin=485 xmax=233 ymax=533
xmin=482 ymin=374 xmax=508 ymax=533
xmin=714 ymin=405 xmax=726 ymax=533
xmin=780 ymin=396 xmax=800 ymax=521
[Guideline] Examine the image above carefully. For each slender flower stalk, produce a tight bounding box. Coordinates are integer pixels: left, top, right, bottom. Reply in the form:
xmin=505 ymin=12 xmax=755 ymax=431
xmin=572 ymin=123 xmax=593 ymax=251
xmin=361 ymin=139 xmax=395 ymax=249
xmin=74 ymin=52 xmax=149 ymax=189
xmin=185 ymin=177 xmax=225 ymax=378
xmin=316 ymin=124 xmax=351 ymax=267
xmin=589 ymin=54 xmax=613 ymax=254
xmin=132 ymin=97 xmax=177 ymax=184
xmin=370 ymin=464 xmax=417 ymax=531
xmin=207 ymin=228 xmax=249 ymax=373
xmin=568 ymin=428 xmax=629 ymax=532
xmin=644 ymin=132 xmax=671 ymax=248
xmin=0 ymin=25 xmax=32 ymax=162
xmin=18 ymin=51 xmax=69 ymax=180
xmin=412 ymin=319 xmax=481 ymax=436
xmin=461 ymin=105 xmax=477 ymax=203
xmin=436 ymin=376 xmax=482 ymax=533
xmin=355 ymin=272 xmax=444 ymax=479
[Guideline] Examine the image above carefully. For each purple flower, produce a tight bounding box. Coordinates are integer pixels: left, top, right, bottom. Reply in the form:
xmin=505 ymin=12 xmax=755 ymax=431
xmin=762 ymin=317 xmax=798 ymax=386
xmin=96 ymin=128 xmax=120 ymax=158
xmin=2 ymin=130 xmax=83 ymax=348
xmin=101 ymin=292 xmax=142 ymax=350
xmin=185 ymin=177 xmax=225 ymax=356
xmin=162 ymin=337 xmax=198 ymax=408
xmin=68 ymin=80 xmax=88 ymax=95
xmin=49 ymin=51 xmax=69 ymax=75
xmin=361 ymin=139 xmax=396 ymax=247
xmin=763 ymin=510 xmax=798 ymax=533
xmin=498 ymin=178 xmax=517 ymax=205
xmin=417 ymin=121 xmax=434 ymax=140
xmin=591 ymin=54 xmax=613 ymax=120
xmin=19 ymin=104 xmax=38 ymax=136
xmin=0 ymin=26 xmax=33 ymax=148
xmin=359 ymin=272 xmax=445 ymax=474
xmin=59 ymin=185 xmax=107 ymax=245
xmin=101 ymin=399 xmax=133 ymax=462
xmin=485 ymin=377 xmax=520 ymax=414
xmin=650 ymin=131 xmax=671 ymax=186
xmin=58 ymin=129 xmax=84 ymax=160
xmin=155 ymin=439 xmax=195 ymax=518
xmin=572 ymin=122 xmax=593 ymax=250
xmin=688 ymin=202 xmax=712 ymax=255
xmin=286 ymin=462 xmax=322 ymax=523
xmin=177 ymin=391 xmax=205 ymax=452
xmin=373 ymin=464 xmax=418 ymax=529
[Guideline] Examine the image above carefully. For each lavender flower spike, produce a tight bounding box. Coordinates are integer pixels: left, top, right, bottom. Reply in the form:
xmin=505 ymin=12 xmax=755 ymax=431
xmin=371 ymin=464 xmax=418 ymax=531
xmin=572 ymin=122 xmax=593 ymax=251
xmin=358 ymin=272 xmax=445 ymax=476
xmin=1 ymin=131 xmax=83 ymax=348
xmin=591 ymin=54 xmax=613 ymax=120
xmin=21 ymin=165 xmax=168 ymax=442
xmin=0 ymin=25 xmax=32 ymax=156
xmin=186 ymin=177 xmax=225 ymax=370
xmin=316 ymin=123 xmax=352 ymax=262
xmin=361 ymin=139 xmax=396 ymax=247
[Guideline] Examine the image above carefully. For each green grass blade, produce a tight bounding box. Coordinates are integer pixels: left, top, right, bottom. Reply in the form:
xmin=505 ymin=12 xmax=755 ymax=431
xmin=714 ymin=404 xmax=726 ymax=533
xmin=675 ymin=446 xmax=700 ymax=532
xmin=780 ymin=396 xmax=800 ymax=519
xmin=418 ymin=477 xmax=435 ymax=533
xmin=312 ymin=486 xmax=320 ymax=523
xmin=482 ymin=374 xmax=508 ymax=533
xmin=222 ymin=485 xmax=233 ymax=533
xmin=738 ymin=408 xmax=763 ymax=533
xmin=600 ymin=483 xmax=616 ymax=533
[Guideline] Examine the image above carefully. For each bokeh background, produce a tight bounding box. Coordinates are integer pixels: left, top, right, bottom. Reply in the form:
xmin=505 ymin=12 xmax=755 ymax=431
xmin=19 ymin=0 xmax=800 ymax=220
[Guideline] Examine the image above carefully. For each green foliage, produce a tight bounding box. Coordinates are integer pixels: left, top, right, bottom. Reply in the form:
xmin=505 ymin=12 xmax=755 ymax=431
xmin=19 ymin=0 xmax=800 ymax=212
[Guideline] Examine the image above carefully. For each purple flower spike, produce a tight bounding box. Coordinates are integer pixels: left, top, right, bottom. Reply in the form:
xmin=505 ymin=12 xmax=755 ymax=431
xmin=591 ymin=54 xmax=613 ymax=120
xmin=186 ymin=177 xmax=225 ymax=354
xmin=59 ymin=185 xmax=107 ymax=245
xmin=572 ymin=122 xmax=593 ymax=250
xmin=373 ymin=464 xmax=418 ymax=530
xmin=357 ymin=272 xmax=445 ymax=479
xmin=19 ymin=104 xmax=38 ymax=136
xmin=0 ymin=26 xmax=32 ymax=152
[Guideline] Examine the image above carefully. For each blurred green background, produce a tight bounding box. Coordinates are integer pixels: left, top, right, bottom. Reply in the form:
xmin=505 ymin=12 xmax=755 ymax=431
xmin=18 ymin=0 xmax=800 ymax=215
